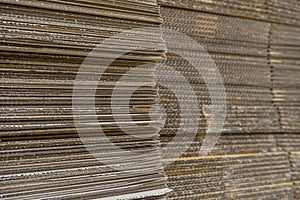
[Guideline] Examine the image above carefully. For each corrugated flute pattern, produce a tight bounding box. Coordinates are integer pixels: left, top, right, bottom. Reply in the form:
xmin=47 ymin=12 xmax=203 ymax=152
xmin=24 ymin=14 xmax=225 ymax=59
xmin=0 ymin=0 xmax=170 ymax=199
xmin=158 ymin=0 xmax=300 ymax=199
xmin=270 ymin=15 xmax=300 ymax=200
xmin=163 ymin=152 xmax=293 ymax=199
xmin=270 ymin=23 xmax=300 ymax=132
xmin=158 ymin=6 xmax=294 ymax=199
xmin=267 ymin=0 xmax=300 ymax=27
xmin=290 ymin=152 xmax=300 ymax=199
xmin=159 ymin=7 xmax=279 ymax=134
xmin=1 ymin=0 xmax=300 ymax=199
xmin=159 ymin=0 xmax=269 ymax=20
xmin=159 ymin=0 xmax=300 ymax=26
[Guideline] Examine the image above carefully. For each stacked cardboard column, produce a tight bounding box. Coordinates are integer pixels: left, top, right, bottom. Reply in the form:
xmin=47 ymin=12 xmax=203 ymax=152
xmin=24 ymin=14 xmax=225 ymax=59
xmin=277 ymin=134 xmax=300 ymax=199
xmin=269 ymin=9 xmax=300 ymax=199
xmin=158 ymin=1 xmax=297 ymax=199
xmin=159 ymin=4 xmax=279 ymax=146
xmin=0 ymin=0 xmax=169 ymax=199
xmin=270 ymin=23 xmax=300 ymax=132
xmin=290 ymin=152 xmax=300 ymax=199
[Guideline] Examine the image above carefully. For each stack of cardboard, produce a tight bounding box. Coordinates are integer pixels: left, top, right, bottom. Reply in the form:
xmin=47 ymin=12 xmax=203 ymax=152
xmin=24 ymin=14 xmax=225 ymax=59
xmin=157 ymin=4 xmax=293 ymax=199
xmin=270 ymin=23 xmax=300 ymax=132
xmin=0 ymin=0 xmax=169 ymax=199
xmin=163 ymin=152 xmax=293 ymax=199
xmin=160 ymin=6 xmax=279 ymax=134
xmin=267 ymin=0 xmax=300 ymax=26
xmin=277 ymin=134 xmax=300 ymax=199
xmin=1 ymin=0 xmax=300 ymax=199
xmin=270 ymin=21 xmax=300 ymax=200
xmin=277 ymin=134 xmax=300 ymax=152
xmin=159 ymin=0 xmax=268 ymax=20
xmin=290 ymin=152 xmax=300 ymax=199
